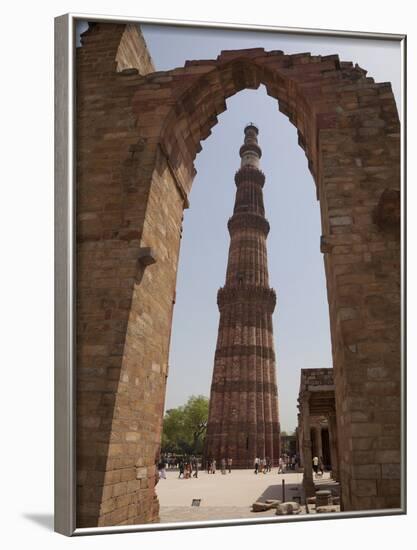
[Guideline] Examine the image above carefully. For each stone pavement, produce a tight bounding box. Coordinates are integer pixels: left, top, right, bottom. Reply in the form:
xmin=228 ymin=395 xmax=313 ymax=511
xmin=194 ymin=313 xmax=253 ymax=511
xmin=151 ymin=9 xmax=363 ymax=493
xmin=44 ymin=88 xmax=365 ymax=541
xmin=156 ymin=468 xmax=313 ymax=523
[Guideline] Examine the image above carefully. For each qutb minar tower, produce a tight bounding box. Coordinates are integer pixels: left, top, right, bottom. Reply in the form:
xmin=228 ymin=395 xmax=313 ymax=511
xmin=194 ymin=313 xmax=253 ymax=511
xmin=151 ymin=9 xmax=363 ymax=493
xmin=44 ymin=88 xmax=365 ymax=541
xmin=204 ymin=124 xmax=280 ymax=468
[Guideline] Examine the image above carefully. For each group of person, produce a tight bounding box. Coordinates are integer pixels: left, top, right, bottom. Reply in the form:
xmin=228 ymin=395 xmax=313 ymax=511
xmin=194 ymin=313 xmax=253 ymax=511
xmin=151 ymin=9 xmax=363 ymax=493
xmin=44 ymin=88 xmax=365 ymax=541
xmin=278 ymin=454 xmax=299 ymax=472
xmin=177 ymin=457 xmax=199 ymax=479
xmin=254 ymin=454 xmax=299 ymax=474
xmin=158 ymin=453 xmax=303 ymax=479
xmin=162 ymin=456 xmax=189 ymax=470
xmin=157 ymin=455 xmax=199 ymax=480
xmin=206 ymin=457 xmax=233 ymax=474
xmin=157 ymin=456 xmax=235 ymax=479
xmin=253 ymin=457 xmax=272 ymax=474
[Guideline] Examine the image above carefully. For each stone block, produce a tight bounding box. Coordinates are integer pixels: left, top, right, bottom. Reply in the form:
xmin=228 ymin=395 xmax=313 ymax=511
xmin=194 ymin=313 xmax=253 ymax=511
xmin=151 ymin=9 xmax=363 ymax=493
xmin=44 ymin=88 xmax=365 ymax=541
xmin=350 ymin=479 xmax=377 ymax=497
xmin=329 ymin=215 xmax=353 ymax=226
xmin=375 ymin=450 xmax=401 ymax=464
xmin=352 ymin=464 xmax=380 ymax=479
xmin=351 ymin=423 xmax=382 ymax=437
xmin=377 ymin=479 xmax=400 ymax=496
xmin=112 ymin=481 xmax=128 ymax=497
xmin=316 ymin=506 xmax=339 ymax=513
xmin=275 ymin=502 xmax=301 ymax=515
xmin=381 ymin=464 xmax=401 ymax=479
xmin=315 ymin=490 xmax=332 ymax=506
xmin=265 ymin=499 xmax=281 ymax=508
xmin=252 ymin=501 xmax=270 ymax=512
xmin=100 ymin=498 xmax=116 ymax=515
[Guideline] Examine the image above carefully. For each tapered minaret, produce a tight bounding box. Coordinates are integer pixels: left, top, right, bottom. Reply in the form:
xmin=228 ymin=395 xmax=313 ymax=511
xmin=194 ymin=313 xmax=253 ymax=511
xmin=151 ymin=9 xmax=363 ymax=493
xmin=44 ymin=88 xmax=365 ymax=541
xmin=204 ymin=124 xmax=280 ymax=468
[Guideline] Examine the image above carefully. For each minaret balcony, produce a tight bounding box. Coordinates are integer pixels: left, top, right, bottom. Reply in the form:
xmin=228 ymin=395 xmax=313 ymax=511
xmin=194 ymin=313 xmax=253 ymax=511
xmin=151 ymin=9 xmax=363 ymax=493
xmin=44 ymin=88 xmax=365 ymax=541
xmin=217 ymin=285 xmax=276 ymax=312
xmin=239 ymin=142 xmax=262 ymax=158
xmin=234 ymin=166 xmax=265 ymax=187
xmin=227 ymin=212 xmax=270 ymax=236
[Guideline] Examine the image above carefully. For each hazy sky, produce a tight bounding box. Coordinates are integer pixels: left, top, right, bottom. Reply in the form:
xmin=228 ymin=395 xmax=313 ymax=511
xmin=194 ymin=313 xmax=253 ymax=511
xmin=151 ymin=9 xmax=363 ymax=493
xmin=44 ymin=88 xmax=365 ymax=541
xmin=77 ymin=21 xmax=401 ymax=432
xmin=138 ymin=23 xmax=401 ymax=432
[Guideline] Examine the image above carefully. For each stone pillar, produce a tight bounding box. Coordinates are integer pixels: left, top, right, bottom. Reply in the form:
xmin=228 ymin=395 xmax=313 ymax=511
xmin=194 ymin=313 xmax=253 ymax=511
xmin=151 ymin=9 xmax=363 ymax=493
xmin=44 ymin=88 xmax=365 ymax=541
xmin=297 ymin=413 xmax=304 ymax=467
xmin=301 ymin=393 xmax=315 ymax=497
xmin=315 ymin=424 xmax=323 ymax=461
xmin=328 ymin=413 xmax=340 ymax=482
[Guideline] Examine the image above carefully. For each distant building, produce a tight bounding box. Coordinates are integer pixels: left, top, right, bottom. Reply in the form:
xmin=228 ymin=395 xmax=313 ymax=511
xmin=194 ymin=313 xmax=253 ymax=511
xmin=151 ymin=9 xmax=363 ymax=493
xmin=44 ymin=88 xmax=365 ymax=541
xmin=297 ymin=368 xmax=339 ymax=496
xmin=280 ymin=433 xmax=297 ymax=456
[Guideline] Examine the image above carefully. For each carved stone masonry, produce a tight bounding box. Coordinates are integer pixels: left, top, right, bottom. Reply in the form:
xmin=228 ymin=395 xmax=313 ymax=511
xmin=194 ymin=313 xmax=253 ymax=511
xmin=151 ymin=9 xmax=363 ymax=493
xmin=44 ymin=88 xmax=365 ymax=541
xmin=204 ymin=125 xmax=280 ymax=468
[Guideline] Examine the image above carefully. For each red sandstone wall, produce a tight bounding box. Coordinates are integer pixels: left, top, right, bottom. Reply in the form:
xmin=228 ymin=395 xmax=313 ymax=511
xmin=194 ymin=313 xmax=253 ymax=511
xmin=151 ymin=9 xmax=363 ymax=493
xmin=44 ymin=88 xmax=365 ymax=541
xmin=76 ymin=23 xmax=183 ymax=527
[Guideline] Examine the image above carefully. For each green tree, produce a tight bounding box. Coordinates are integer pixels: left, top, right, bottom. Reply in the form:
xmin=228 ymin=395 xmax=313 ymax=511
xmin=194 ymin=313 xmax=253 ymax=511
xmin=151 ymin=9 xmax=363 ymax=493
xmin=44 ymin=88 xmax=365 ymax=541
xmin=162 ymin=395 xmax=209 ymax=455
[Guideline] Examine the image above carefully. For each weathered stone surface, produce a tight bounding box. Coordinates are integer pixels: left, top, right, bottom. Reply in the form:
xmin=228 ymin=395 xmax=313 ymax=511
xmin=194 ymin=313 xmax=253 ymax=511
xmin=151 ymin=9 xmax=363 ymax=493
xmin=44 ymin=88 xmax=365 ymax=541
xmin=316 ymin=490 xmax=332 ymax=507
xmin=252 ymin=500 xmax=278 ymax=512
xmin=265 ymin=499 xmax=282 ymax=506
xmin=275 ymin=502 xmax=301 ymax=515
xmin=316 ymin=506 xmax=339 ymax=513
xmin=204 ymin=126 xmax=280 ymax=468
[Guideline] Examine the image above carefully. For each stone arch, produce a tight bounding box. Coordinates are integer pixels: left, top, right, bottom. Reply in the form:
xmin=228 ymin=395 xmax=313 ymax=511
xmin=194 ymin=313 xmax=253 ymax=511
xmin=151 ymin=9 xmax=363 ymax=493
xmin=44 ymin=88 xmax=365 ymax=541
xmin=76 ymin=23 xmax=401 ymax=527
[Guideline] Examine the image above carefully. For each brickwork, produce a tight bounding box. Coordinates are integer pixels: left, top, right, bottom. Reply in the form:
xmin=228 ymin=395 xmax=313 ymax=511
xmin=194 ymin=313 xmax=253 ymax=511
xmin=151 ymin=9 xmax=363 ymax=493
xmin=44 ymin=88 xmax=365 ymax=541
xmin=76 ymin=23 xmax=183 ymax=527
xmin=204 ymin=126 xmax=280 ymax=468
xmin=76 ymin=22 xmax=401 ymax=526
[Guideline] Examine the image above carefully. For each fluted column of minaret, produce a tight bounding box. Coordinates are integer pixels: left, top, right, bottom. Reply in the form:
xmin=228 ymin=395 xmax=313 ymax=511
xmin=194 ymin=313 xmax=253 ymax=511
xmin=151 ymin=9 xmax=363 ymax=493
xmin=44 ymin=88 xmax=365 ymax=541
xmin=204 ymin=124 xmax=281 ymax=468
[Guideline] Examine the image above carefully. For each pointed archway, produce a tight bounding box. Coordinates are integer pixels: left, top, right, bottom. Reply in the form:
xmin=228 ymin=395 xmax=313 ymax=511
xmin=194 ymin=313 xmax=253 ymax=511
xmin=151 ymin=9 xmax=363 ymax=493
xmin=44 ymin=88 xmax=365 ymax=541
xmin=76 ymin=23 xmax=401 ymax=526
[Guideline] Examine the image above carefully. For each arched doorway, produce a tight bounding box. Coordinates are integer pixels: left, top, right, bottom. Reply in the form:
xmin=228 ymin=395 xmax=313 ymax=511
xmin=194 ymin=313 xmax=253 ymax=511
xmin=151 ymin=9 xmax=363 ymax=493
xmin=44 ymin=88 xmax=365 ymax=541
xmin=76 ymin=22 xmax=401 ymax=527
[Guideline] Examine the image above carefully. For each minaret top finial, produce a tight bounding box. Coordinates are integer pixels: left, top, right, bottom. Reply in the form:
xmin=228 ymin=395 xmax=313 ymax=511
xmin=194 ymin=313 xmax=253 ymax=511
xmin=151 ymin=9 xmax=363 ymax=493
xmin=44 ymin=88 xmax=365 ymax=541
xmin=244 ymin=122 xmax=259 ymax=135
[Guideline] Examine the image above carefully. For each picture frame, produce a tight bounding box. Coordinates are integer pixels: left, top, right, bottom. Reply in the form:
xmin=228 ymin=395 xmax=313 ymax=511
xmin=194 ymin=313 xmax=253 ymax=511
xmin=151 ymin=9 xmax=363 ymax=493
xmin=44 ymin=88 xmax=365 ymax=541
xmin=54 ymin=13 xmax=406 ymax=536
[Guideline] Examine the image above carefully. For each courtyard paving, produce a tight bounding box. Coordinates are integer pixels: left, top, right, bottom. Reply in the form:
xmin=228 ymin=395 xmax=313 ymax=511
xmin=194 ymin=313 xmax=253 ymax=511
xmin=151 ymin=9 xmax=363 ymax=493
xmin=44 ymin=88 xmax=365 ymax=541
xmin=156 ymin=468 xmax=317 ymax=523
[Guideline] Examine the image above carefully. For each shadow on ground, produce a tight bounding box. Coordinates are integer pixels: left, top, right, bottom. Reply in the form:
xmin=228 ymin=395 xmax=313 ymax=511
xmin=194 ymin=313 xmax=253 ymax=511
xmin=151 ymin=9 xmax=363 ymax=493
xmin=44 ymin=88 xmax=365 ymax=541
xmin=256 ymin=481 xmax=303 ymax=503
xmin=23 ymin=513 xmax=54 ymax=531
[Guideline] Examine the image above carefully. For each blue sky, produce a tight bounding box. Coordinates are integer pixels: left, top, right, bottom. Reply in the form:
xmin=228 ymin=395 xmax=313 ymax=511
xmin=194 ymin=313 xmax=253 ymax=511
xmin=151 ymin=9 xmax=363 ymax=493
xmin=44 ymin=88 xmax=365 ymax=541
xmin=139 ymin=24 xmax=400 ymax=432
xmin=77 ymin=21 xmax=401 ymax=432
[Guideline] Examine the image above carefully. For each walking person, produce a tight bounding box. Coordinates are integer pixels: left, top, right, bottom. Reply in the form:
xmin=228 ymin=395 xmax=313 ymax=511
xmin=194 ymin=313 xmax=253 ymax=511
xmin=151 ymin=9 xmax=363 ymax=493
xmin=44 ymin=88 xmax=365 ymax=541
xmin=319 ymin=456 xmax=324 ymax=477
xmin=266 ymin=457 xmax=271 ymax=472
xmin=254 ymin=456 xmax=260 ymax=474
xmin=192 ymin=458 xmax=199 ymax=478
xmin=157 ymin=458 xmax=167 ymax=480
xmin=312 ymin=455 xmax=319 ymax=477
xmin=221 ymin=458 xmax=226 ymax=475
xmin=278 ymin=456 xmax=283 ymax=474
xmin=178 ymin=459 xmax=185 ymax=479
xmin=207 ymin=459 xmax=212 ymax=474
xmin=227 ymin=457 xmax=232 ymax=473
xmin=212 ymin=458 xmax=216 ymax=474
